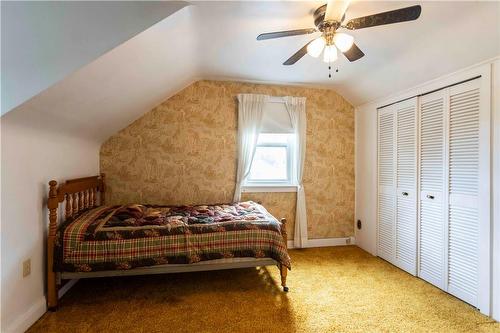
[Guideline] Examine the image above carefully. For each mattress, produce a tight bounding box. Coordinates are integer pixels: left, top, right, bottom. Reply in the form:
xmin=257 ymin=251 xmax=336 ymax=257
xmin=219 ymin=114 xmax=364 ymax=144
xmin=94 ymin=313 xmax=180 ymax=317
xmin=54 ymin=201 xmax=290 ymax=272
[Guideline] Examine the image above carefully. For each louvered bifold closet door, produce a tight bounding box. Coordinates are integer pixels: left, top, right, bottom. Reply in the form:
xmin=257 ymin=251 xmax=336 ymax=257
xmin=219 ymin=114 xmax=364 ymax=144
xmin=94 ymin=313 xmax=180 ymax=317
xmin=447 ymin=79 xmax=487 ymax=308
xmin=377 ymin=107 xmax=396 ymax=263
xmin=395 ymin=99 xmax=417 ymax=274
xmin=418 ymin=90 xmax=447 ymax=289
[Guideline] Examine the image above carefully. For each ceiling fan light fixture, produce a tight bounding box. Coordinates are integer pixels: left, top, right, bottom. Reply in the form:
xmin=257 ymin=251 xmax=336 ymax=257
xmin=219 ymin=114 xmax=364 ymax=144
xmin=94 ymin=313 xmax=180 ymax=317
xmin=333 ymin=33 xmax=354 ymax=52
xmin=307 ymin=37 xmax=326 ymax=58
xmin=323 ymin=45 xmax=338 ymax=63
xmin=258 ymin=4 xmax=422 ymax=66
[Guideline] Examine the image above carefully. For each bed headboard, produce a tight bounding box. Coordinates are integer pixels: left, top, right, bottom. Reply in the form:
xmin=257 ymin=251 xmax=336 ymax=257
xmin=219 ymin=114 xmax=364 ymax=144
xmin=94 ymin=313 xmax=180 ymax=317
xmin=47 ymin=173 xmax=106 ymax=222
xmin=46 ymin=174 xmax=106 ymax=309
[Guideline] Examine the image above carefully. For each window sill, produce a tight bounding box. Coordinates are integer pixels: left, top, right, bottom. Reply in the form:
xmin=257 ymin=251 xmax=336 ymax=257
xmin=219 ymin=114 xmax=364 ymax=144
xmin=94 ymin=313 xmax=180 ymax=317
xmin=241 ymin=185 xmax=298 ymax=193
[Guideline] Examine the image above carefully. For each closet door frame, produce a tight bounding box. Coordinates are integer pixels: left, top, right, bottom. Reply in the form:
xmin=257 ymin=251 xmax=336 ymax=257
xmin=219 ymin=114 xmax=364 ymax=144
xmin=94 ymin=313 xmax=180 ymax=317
xmin=475 ymin=72 xmax=491 ymax=315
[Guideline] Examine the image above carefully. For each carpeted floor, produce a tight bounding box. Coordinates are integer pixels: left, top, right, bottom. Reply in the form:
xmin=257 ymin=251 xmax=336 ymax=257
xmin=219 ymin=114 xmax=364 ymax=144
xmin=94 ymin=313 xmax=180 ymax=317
xmin=28 ymin=246 xmax=499 ymax=333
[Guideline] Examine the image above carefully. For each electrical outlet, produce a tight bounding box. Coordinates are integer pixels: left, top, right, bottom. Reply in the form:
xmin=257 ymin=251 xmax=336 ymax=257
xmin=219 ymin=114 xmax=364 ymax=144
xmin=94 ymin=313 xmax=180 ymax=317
xmin=23 ymin=259 xmax=31 ymax=277
xmin=346 ymin=238 xmax=351 ymax=245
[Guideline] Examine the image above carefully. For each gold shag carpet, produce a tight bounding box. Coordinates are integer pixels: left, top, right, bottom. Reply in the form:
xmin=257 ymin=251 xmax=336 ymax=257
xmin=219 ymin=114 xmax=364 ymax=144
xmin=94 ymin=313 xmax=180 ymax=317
xmin=28 ymin=246 xmax=499 ymax=333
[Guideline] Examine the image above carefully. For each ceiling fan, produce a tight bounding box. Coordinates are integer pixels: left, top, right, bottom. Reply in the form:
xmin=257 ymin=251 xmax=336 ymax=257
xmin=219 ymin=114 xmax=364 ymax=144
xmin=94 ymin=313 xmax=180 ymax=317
xmin=257 ymin=1 xmax=422 ymax=66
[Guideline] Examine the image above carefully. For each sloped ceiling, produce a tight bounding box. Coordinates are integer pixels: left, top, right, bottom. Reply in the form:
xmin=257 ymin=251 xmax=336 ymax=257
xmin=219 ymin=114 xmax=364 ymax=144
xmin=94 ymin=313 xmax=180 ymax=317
xmin=2 ymin=5 xmax=198 ymax=142
xmin=3 ymin=1 xmax=499 ymax=142
xmin=1 ymin=1 xmax=188 ymax=114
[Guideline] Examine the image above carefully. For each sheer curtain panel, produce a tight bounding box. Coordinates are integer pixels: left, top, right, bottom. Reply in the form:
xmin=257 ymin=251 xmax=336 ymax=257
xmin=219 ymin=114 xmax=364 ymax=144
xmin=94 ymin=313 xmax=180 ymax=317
xmin=233 ymin=94 xmax=269 ymax=202
xmin=285 ymin=96 xmax=307 ymax=248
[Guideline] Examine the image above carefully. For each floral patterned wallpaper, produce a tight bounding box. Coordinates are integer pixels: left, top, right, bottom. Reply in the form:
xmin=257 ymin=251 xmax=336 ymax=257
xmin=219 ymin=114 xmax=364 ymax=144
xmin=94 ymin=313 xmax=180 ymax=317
xmin=100 ymin=80 xmax=354 ymax=239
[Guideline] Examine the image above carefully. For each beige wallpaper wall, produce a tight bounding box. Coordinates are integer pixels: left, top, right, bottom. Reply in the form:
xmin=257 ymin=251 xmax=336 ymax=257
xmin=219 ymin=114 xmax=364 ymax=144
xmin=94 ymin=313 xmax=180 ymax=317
xmin=100 ymin=80 xmax=354 ymax=239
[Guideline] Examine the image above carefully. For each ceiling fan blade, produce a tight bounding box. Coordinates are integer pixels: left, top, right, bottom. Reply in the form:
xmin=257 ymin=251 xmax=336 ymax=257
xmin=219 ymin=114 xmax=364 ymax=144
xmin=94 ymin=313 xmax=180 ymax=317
xmin=343 ymin=43 xmax=365 ymax=62
xmin=325 ymin=0 xmax=351 ymax=22
xmin=257 ymin=28 xmax=316 ymax=41
xmin=283 ymin=41 xmax=311 ymax=66
xmin=345 ymin=5 xmax=421 ymax=30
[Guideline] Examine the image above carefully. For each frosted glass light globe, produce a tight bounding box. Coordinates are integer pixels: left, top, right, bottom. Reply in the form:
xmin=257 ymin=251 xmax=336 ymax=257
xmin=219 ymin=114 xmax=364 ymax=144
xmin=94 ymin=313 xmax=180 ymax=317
xmin=333 ymin=33 xmax=354 ymax=52
xmin=307 ymin=37 xmax=326 ymax=58
xmin=323 ymin=45 xmax=338 ymax=63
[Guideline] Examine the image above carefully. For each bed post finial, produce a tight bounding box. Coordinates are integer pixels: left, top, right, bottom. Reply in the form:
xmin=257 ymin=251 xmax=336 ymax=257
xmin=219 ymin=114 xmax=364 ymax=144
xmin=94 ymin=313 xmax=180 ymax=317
xmin=100 ymin=173 xmax=106 ymax=205
xmin=47 ymin=180 xmax=59 ymax=310
xmin=279 ymin=218 xmax=288 ymax=292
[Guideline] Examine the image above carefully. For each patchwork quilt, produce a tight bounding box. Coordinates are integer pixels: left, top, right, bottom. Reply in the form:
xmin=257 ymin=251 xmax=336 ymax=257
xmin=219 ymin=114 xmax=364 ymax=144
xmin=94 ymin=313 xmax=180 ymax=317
xmin=54 ymin=201 xmax=290 ymax=272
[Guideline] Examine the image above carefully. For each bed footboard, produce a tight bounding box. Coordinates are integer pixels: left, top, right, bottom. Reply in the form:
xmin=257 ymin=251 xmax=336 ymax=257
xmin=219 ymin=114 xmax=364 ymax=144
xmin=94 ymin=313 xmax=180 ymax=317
xmin=47 ymin=174 xmax=106 ymax=310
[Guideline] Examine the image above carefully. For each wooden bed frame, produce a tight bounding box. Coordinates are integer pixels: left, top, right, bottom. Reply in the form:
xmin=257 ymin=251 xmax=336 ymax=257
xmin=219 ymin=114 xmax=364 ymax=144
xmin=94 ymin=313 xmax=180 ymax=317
xmin=47 ymin=174 xmax=288 ymax=310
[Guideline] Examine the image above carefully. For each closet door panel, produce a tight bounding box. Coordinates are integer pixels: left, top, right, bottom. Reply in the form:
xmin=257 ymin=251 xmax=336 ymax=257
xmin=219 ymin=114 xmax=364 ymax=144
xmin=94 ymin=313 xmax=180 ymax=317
xmin=377 ymin=75 xmax=490 ymax=312
xmin=418 ymin=91 xmax=446 ymax=289
xmin=395 ymin=99 xmax=417 ymax=274
xmin=447 ymin=80 xmax=481 ymax=306
xmin=377 ymin=108 xmax=396 ymax=262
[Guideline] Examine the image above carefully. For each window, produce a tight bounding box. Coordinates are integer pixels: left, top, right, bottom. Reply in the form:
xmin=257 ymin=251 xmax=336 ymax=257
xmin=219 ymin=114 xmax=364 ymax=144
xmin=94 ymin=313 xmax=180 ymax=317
xmin=246 ymin=133 xmax=294 ymax=186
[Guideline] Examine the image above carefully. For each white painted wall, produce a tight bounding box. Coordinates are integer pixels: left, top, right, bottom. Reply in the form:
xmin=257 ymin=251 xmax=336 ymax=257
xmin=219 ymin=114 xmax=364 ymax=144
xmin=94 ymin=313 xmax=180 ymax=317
xmin=0 ymin=109 xmax=100 ymax=332
xmin=1 ymin=1 xmax=187 ymax=114
xmin=354 ymin=104 xmax=377 ymax=255
xmin=354 ymin=57 xmax=500 ymax=319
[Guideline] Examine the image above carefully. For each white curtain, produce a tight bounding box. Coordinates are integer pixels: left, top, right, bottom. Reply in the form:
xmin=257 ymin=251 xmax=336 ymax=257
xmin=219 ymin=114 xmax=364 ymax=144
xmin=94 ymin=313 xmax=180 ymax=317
xmin=233 ymin=94 xmax=269 ymax=202
xmin=285 ymin=96 xmax=308 ymax=248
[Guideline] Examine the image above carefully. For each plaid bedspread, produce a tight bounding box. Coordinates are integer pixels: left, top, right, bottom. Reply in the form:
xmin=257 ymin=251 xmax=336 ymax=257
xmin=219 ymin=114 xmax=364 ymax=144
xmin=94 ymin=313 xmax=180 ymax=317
xmin=54 ymin=201 xmax=290 ymax=272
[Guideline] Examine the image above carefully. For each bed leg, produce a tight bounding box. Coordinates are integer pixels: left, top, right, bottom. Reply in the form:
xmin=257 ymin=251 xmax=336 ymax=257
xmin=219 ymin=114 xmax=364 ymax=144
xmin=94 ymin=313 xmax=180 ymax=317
xmin=47 ymin=180 xmax=59 ymax=311
xmin=279 ymin=217 xmax=289 ymax=292
xmin=280 ymin=264 xmax=289 ymax=292
xmin=47 ymin=270 xmax=58 ymax=311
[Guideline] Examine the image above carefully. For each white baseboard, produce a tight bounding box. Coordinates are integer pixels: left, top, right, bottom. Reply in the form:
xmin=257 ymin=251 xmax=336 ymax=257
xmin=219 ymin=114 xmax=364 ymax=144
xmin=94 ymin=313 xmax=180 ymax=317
xmin=287 ymin=237 xmax=355 ymax=249
xmin=5 ymin=296 xmax=46 ymax=333
xmin=4 ymin=279 xmax=78 ymax=333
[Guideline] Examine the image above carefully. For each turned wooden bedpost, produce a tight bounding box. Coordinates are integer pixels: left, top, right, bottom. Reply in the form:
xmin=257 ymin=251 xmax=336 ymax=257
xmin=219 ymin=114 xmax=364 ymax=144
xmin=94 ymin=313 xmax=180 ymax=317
xmin=47 ymin=180 xmax=59 ymax=310
xmin=280 ymin=218 xmax=289 ymax=292
xmin=100 ymin=173 xmax=106 ymax=205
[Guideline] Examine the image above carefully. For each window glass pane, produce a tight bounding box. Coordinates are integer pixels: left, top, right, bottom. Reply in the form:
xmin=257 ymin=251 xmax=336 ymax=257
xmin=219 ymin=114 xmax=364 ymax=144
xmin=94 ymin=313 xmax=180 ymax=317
xmin=249 ymin=146 xmax=288 ymax=181
xmin=257 ymin=133 xmax=290 ymax=145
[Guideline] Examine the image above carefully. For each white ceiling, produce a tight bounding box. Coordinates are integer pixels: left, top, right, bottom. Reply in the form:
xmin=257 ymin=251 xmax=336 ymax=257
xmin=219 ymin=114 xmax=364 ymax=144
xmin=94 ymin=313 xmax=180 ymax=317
xmin=194 ymin=1 xmax=499 ymax=105
xmin=3 ymin=1 xmax=499 ymax=143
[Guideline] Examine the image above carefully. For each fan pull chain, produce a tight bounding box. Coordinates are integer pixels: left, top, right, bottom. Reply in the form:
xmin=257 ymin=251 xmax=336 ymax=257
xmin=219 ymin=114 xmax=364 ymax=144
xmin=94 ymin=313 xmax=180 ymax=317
xmin=328 ymin=64 xmax=339 ymax=79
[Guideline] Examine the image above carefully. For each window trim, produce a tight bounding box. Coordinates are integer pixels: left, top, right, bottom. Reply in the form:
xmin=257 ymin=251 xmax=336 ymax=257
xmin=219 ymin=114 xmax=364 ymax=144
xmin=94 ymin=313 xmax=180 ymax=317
xmin=241 ymin=185 xmax=298 ymax=193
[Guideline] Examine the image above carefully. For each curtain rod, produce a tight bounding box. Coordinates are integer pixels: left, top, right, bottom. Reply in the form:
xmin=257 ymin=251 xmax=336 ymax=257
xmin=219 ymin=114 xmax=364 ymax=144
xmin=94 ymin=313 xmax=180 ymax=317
xmin=377 ymin=75 xmax=482 ymax=110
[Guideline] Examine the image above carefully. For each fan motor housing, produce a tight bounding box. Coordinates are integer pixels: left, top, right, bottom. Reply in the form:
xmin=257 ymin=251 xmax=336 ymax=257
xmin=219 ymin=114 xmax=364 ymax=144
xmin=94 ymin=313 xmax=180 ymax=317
xmin=314 ymin=4 xmax=341 ymax=32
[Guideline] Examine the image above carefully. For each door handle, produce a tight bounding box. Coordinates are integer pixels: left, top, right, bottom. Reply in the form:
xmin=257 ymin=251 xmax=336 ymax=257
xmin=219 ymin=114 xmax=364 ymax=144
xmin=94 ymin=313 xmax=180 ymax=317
xmin=426 ymin=194 xmax=435 ymax=200
xmin=402 ymin=192 xmax=408 ymax=196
